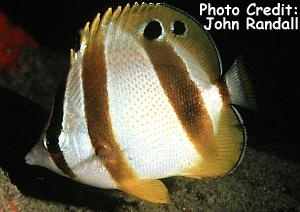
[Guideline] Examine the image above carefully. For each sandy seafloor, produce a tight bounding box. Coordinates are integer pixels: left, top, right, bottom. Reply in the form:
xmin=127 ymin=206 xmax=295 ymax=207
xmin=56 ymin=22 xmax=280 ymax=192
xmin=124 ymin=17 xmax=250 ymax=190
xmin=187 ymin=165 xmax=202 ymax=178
xmin=1 ymin=0 xmax=300 ymax=211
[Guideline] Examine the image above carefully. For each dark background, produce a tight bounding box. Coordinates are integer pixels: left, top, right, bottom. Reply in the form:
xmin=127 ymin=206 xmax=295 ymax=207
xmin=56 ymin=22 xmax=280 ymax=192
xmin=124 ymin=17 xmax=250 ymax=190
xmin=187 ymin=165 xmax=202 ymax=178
xmin=0 ymin=0 xmax=299 ymax=209
xmin=2 ymin=0 xmax=298 ymax=160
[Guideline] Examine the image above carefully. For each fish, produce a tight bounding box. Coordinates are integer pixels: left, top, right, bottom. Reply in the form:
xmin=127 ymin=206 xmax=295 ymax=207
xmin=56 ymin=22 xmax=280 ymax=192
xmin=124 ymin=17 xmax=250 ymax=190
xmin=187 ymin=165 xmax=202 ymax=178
xmin=25 ymin=2 xmax=256 ymax=203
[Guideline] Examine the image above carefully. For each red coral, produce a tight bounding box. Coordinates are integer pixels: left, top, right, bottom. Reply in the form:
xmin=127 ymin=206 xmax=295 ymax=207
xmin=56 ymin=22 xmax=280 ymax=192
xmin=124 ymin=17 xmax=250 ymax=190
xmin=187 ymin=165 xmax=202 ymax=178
xmin=9 ymin=200 xmax=18 ymax=212
xmin=0 ymin=11 xmax=38 ymax=77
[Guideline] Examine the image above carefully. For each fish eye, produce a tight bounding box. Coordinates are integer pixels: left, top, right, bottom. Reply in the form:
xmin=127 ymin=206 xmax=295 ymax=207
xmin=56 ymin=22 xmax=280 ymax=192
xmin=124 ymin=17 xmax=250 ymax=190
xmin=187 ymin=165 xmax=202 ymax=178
xmin=44 ymin=136 xmax=59 ymax=152
xmin=43 ymin=139 xmax=48 ymax=150
xmin=143 ymin=20 xmax=163 ymax=40
xmin=171 ymin=20 xmax=187 ymax=36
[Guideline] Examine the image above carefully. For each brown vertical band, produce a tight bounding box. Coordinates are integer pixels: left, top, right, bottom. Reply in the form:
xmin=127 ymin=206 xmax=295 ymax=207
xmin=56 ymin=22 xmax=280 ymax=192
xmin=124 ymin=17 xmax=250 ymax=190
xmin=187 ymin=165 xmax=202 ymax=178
xmin=142 ymin=40 xmax=216 ymax=160
xmin=82 ymin=27 xmax=138 ymax=184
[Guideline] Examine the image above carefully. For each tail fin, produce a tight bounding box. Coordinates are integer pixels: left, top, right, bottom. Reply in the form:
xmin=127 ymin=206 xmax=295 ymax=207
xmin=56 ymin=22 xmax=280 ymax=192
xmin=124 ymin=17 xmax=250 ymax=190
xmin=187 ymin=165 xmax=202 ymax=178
xmin=225 ymin=58 xmax=257 ymax=111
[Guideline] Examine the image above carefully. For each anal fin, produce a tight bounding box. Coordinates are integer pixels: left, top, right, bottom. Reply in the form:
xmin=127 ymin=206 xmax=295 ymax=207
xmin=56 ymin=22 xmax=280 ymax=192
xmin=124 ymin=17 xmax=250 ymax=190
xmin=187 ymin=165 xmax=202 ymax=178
xmin=119 ymin=179 xmax=170 ymax=204
xmin=184 ymin=105 xmax=245 ymax=178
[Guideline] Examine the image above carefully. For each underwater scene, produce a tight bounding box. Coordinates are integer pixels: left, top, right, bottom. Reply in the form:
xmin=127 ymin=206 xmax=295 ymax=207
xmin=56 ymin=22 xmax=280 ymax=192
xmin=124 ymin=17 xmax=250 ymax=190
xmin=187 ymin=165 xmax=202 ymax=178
xmin=0 ymin=0 xmax=299 ymax=211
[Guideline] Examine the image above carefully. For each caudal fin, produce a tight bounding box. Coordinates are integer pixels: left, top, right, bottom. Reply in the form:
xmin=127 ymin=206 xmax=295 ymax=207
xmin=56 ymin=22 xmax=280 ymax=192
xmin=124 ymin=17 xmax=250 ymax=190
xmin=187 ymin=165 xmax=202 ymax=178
xmin=225 ymin=58 xmax=257 ymax=111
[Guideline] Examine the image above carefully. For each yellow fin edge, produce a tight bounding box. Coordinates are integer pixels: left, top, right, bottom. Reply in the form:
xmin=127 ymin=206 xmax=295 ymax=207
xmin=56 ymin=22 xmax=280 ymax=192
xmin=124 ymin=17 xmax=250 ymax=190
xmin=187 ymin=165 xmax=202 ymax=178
xmin=184 ymin=105 xmax=245 ymax=178
xmin=119 ymin=179 xmax=170 ymax=204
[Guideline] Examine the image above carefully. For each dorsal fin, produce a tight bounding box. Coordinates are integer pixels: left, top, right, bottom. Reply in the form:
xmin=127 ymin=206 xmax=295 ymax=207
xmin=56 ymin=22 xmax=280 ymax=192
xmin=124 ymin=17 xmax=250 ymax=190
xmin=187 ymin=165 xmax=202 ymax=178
xmin=69 ymin=49 xmax=75 ymax=66
xmin=161 ymin=4 xmax=222 ymax=81
xmin=101 ymin=2 xmax=221 ymax=81
xmin=80 ymin=2 xmax=221 ymax=83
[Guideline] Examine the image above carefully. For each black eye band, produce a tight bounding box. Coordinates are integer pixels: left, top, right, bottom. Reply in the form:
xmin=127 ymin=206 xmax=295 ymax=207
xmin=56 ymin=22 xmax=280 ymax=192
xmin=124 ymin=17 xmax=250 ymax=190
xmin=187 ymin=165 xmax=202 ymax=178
xmin=45 ymin=136 xmax=60 ymax=153
xmin=44 ymin=70 xmax=76 ymax=178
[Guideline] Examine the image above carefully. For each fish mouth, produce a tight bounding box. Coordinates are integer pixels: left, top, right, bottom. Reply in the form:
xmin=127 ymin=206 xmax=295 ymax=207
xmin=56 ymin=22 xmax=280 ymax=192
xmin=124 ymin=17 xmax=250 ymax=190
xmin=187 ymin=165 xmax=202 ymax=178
xmin=24 ymin=146 xmax=39 ymax=165
xmin=24 ymin=141 xmax=48 ymax=166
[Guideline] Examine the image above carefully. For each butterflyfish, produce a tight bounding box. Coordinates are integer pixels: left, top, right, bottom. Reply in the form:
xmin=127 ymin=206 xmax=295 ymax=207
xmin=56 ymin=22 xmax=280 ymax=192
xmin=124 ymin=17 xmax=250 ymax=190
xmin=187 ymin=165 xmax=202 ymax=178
xmin=25 ymin=2 xmax=256 ymax=203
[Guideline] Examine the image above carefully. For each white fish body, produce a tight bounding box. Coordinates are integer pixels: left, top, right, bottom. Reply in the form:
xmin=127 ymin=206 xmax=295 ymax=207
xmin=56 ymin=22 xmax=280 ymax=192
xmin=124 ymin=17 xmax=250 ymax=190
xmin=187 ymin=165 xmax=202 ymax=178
xmin=25 ymin=3 xmax=256 ymax=203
